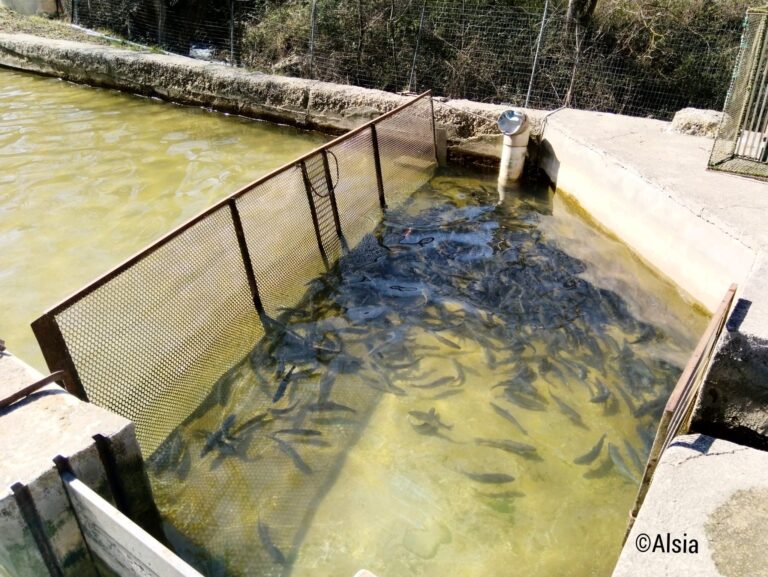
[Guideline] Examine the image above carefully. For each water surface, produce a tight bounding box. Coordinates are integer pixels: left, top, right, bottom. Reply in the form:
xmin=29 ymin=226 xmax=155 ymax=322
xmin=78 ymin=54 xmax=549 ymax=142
xmin=0 ymin=68 xmax=327 ymax=367
xmin=148 ymin=171 xmax=708 ymax=577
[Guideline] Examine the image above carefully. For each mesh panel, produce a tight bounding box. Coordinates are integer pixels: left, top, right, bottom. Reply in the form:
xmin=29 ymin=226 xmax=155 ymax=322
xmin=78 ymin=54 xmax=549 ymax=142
xmin=377 ymin=97 xmax=436 ymax=205
xmin=37 ymin=93 xmax=435 ymax=456
xmin=327 ymin=130 xmax=382 ymax=249
xmin=710 ymin=10 xmax=768 ymax=180
xmin=55 ymin=207 xmax=263 ymax=454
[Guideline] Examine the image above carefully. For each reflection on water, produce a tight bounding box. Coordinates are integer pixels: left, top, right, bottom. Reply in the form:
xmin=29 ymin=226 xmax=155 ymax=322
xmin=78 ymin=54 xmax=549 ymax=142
xmin=0 ymin=69 xmax=327 ymax=367
xmin=148 ymin=171 xmax=708 ymax=577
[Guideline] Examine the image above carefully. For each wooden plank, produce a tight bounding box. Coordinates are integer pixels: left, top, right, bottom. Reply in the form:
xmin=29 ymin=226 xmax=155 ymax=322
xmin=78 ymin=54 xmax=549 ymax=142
xmin=60 ymin=471 xmax=203 ymax=577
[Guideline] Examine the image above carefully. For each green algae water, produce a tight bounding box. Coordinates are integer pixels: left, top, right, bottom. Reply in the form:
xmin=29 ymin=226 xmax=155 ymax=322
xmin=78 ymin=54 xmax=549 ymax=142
xmin=147 ymin=170 xmax=708 ymax=577
xmin=0 ymin=68 xmax=327 ymax=368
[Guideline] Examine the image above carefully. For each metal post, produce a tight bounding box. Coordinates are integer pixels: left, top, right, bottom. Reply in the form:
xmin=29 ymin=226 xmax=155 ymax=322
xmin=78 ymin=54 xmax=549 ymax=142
xmin=526 ymin=0 xmax=548 ymax=109
xmin=300 ymin=161 xmax=331 ymax=270
xmin=308 ymin=0 xmax=318 ymax=79
xmin=321 ymin=150 xmax=349 ymax=252
xmin=228 ymin=199 xmax=266 ymax=319
xmin=370 ymin=125 xmax=387 ymax=209
xmin=407 ymin=0 xmax=427 ymax=93
xmin=11 ymin=483 xmax=65 ymax=577
xmin=31 ymin=314 xmax=88 ymax=402
xmin=229 ymin=0 xmax=235 ymax=65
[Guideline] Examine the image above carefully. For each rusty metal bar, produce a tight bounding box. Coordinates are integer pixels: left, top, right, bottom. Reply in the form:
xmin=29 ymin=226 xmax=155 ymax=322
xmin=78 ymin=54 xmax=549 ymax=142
xmin=300 ymin=160 xmax=330 ymax=270
xmin=321 ymin=150 xmax=348 ymax=252
xmin=228 ymin=199 xmax=266 ymax=319
xmin=11 ymin=482 xmax=65 ymax=577
xmin=624 ymin=282 xmax=737 ymax=542
xmin=370 ymin=124 xmax=387 ymax=209
xmin=35 ymin=92 xmax=431 ymax=320
xmin=0 ymin=370 xmax=70 ymax=410
xmin=30 ymin=315 xmax=88 ymax=401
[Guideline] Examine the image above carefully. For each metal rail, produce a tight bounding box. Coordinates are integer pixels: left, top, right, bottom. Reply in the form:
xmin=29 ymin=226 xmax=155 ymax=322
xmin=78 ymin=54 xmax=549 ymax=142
xmin=624 ymin=283 xmax=737 ymax=539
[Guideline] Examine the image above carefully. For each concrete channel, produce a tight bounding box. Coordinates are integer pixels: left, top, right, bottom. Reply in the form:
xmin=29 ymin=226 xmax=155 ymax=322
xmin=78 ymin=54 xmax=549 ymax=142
xmin=1 ymin=31 xmax=768 ymax=577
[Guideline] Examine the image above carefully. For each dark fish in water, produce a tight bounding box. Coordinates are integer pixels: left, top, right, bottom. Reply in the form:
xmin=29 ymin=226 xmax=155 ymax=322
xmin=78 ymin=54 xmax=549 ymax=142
xmin=269 ymin=402 xmax=299 ymax=416
xmin=475 ymin=438 xmax=539 ymax=459
xmin=623 ymin=439 xmax=645 ymax=473
xmin=408 ymin=408 xmax=452 ymax=434
xmin=574 ymin=434 xmax=606 ymax=465
xmin=258 ymin=521 xmax=287 ymax=565
xmin=272 ymin=365 xmax=296 ymax=403
xmin=475 ymin=490 xmax=525 ymax=499
xmin=431 ymin=331 xmax=461 ymax=350
xmin=502 ymin=390 xmax=548 ymax=412
xmin=430 ymin=389 xmax=464 ymax=400
xmin=200 ymin=414 xmax=236 ymax=458
xmin=274 ymin=428 xmax=322 ymax=437
xmin=614 ymin=382 xmax=636 ymax=414
xmin=589 ymin=380 xmax=611 ymax=404
xmin=583 ymin=456 xmax=614 ymax=479
xmin=271 ymin=436 xmax=312 ymax=475
xmin=307 ymin=400 xmax=357 ymax=414
xmin=231 ymin=412 xmax=270 ymax=436
xmin=412 ymin=375 xmax=457 ymax=389
xmin=633 ymin=395 xmax=667 ymax=418
xmin=490 ymin=402 xmax=528 ymax=436
xmin=461 ymin=471 xmax=516 ymax=484
xmin=550 ymin=391 xmax=588 ymax=429
xmin=608 ymin=443 xmax=639 ymax=483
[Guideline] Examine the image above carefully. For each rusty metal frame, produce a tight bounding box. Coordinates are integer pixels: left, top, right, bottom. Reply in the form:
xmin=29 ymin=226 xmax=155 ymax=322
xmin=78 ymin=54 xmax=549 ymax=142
xmin=624 ymin=282 xmax=737 ymax=539
xmin=31 ymin=91 xmax=433 ymax=400
xmin=0 ymin=370 xmax=74 ymax=410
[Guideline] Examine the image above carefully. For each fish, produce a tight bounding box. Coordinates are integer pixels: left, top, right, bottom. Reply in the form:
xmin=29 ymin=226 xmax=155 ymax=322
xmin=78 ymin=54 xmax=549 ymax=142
xmin=574 ymin=434 xmax=606 ymax=465
xmin=411 ymin=375 xmax=457 ymax=389
xmin=408 ymin=408 xmax=452 ymax=431
xmin=475 ymin=438 xmax=540 ymax=459
xmin=502 ymin=390 xmax=548 ymax=412
xmin=271 ymin=436 xmax=312 ymax=475
xmin=490 ymin=402 xmax=528 ymax=436
xmin=608 ymin=443 xmax=639 ymax=484
xmin=550 ymin=391 xmax=588 ymax=429
xmin=231 ymin=412 xmax=270 ymax=436
xmin=633 ymin=395 xmax=667 ymax=418
xmin=199 ymin=414 xmax=236 ymax=458
xmin=306 ymin=400 xmax=357 ymax=414
xmin=589 ymin=380 xmax=611 ymax=403
xmin=461 ymin=471 xmax=516 ymax=484
xmin=258 ymin=521 xmax=287 ymax=565
xmin=623 ymin=439 xmax=645 ymax=473
xmin=272 ymin=365 xmax=296 ymax=403
xmin=583 ymin=456 xmax=614 ymax=479
xmin=475 ymin=490 xmax=525 ymax=499
xmin=274 ymin=428 xmax=322 ymax=437
xmin=431 ymin=331 xmax=461 ymax=350
xmin=429 ymin=389 xmax=464 ymax=400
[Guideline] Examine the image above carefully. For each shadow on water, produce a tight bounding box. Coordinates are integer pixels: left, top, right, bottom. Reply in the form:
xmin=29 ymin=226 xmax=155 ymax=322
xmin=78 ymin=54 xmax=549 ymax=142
xmin=146 ymin=167 xmax=707 ymax=577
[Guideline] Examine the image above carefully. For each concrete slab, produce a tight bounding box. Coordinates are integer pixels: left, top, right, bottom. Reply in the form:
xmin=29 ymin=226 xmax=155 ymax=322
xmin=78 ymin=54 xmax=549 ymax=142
xmin=0 ymin=350 xmax=162 ymax=576
xmin=538 ymin=109 xmax=768 ymax=452
xmin=614 ymin=433 xmax=768 ymax=577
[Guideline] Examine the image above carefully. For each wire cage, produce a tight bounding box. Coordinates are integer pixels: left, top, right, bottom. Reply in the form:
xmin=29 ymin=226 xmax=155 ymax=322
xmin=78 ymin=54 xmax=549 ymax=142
xmin=710 ymin=7 xmax=768 ymax=180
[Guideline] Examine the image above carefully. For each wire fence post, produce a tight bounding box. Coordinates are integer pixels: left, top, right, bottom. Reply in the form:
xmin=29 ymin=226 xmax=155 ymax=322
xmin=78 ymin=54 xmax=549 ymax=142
xmin=525 ymin=0 xmax=548 ymax=109
xmin=407 ymin=0 xmax=427 ymax=93
xmin=229 ymin=0 xmax=235 ymax=65
xmin=308 ymin=0 xmax=318 ymax=79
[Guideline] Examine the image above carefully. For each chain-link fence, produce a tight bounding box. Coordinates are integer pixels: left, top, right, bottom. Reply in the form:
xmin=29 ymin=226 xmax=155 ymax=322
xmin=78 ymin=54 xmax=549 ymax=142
xmin=33 ymin=92 xmax=436 ymax=456
xmin=710 ymin=7 xmax=768 ymax=180
xmin=62 ymin=0 xmax=745 ymax=119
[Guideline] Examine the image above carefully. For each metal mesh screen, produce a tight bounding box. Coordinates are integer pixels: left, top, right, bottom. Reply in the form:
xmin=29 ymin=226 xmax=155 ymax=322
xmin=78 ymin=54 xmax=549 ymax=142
xmin=33 ymin=92 xmax=436 ymax=455
xmin=710 ymin=9 xmax=768 ymax=181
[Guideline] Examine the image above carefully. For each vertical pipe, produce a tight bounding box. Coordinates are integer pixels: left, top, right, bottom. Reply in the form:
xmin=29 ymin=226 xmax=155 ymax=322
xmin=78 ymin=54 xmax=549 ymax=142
xmin=321 ymin=150 xmax=348 ymax=252
xmin=526 ymin=0 xmax=548 ymax=109
xmin=228 ymin=199 xmax=266 ymax=319
xmin=300 ymin=161 xmax=330 ymax=269
xmin=407 ymin=0 xmax=427 ymax=93
xmin=370 ymin=125 xmax=387 ymax=209
xmin=31 ymin=314 xmax=88 ymax=402
xmin=308 ymin=0 xmax=318 ymax=79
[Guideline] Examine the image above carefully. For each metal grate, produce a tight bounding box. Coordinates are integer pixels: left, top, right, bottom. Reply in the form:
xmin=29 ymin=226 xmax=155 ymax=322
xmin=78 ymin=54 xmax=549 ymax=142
xmin=710 ymin=9 xmax=768 ymax=180
xmin=33 ymin=92 xmax=436 ymax=455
